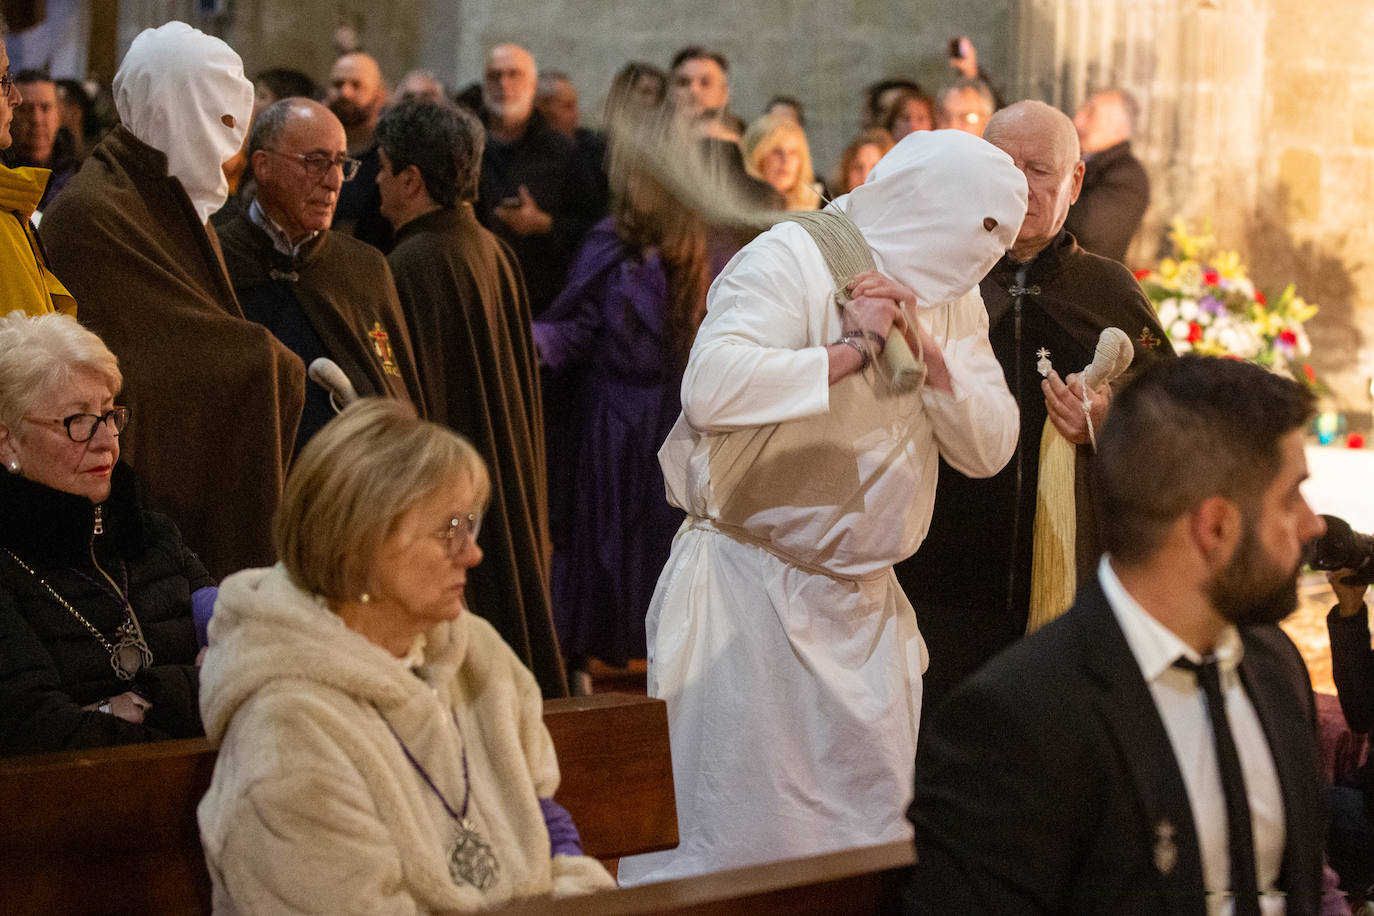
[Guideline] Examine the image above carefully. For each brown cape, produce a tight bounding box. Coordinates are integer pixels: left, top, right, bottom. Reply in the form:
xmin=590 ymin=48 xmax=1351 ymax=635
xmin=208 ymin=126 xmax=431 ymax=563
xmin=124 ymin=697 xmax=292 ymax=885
xmin=388 ymin=205 xmax=565 ymax=697
xmin=216 ymin=210 xmax=425 ymax=414
xmin=39 ymin=126 xmax=305 ymax=580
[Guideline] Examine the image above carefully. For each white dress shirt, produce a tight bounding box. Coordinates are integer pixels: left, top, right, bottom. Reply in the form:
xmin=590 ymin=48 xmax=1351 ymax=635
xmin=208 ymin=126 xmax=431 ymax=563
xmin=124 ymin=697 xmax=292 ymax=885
xmin=1100 ymin=556 xmax=1287 ymax=915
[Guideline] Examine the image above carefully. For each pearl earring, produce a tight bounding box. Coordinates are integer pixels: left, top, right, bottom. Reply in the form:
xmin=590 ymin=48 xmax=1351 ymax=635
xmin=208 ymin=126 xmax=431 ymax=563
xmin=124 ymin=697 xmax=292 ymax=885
xmin=5 ymin=459 xmax=18 ymax=474
xmin=359 ymin=593 xmax=371 ymax=604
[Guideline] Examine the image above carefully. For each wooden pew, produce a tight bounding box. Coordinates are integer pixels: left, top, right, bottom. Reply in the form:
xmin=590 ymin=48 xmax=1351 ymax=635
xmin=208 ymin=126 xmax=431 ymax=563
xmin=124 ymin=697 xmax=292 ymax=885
xmin=494 ymin=840 xmax=917 ymax=915
xmin=544 ymin=692 xmax=679 ymax=861
xmin=0 ymin=692 xmax=675 ymax=915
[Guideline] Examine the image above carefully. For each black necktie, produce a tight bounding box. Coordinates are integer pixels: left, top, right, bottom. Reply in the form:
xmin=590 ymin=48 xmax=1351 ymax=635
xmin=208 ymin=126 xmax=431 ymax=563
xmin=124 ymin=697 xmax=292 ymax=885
xmin=1174 ymin=656 xmax=1260 ymax=916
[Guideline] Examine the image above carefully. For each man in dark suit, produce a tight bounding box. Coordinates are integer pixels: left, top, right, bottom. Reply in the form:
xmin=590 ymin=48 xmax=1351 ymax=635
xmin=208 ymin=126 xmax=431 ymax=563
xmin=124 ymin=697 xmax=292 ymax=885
xmin=907 ymin=355 xmax=1328 ymax=915
xmin=1064 ymin=88 xmax=1150 ymax=264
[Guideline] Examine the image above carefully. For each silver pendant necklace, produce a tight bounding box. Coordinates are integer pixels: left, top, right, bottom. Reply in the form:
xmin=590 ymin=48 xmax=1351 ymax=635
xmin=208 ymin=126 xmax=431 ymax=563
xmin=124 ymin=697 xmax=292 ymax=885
xmin=4 ymin=547 xmax=153 ymax=681
xmin=378 ymin=706 xmax=501 ymax=890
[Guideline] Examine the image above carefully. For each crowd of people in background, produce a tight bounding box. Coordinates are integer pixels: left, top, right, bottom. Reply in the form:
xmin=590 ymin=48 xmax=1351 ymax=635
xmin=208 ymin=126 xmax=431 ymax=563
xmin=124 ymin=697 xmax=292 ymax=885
xmin=2 ymin=9 xmax=1371 ymax=913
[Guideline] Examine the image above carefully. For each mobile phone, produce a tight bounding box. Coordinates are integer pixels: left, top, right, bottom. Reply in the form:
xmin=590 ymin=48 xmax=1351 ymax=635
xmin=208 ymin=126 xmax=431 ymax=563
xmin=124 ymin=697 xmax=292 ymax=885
xmin=948 ymin=37 xmax=965 ymax=59
xmin=499 ymin=196 xmax=522 ymax=209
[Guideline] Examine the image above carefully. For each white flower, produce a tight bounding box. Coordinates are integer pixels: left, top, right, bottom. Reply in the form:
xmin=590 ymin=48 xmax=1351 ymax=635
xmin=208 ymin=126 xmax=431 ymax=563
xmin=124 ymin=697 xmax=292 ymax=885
xmin=1169 ymin=319 xmax=1192 ymax=341
xmin=1179 ymin=299 xmax=1199 ymax=322
xmin=1158 ymin=299 xmax=1180 ymax=326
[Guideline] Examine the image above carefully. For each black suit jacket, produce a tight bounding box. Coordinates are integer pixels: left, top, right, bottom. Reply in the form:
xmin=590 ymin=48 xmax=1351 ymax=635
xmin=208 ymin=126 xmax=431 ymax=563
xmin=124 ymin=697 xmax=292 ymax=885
xmin=1062 ymin=140 xmax=1150 ymax=264
xmin=905 ymin=579 xmax=1325 ymax=915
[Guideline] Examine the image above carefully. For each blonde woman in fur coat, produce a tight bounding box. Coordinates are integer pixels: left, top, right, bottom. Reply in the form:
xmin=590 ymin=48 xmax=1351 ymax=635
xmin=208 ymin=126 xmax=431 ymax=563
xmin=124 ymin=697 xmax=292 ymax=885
xmin=197 ymin=399 xmax=613 ymax=914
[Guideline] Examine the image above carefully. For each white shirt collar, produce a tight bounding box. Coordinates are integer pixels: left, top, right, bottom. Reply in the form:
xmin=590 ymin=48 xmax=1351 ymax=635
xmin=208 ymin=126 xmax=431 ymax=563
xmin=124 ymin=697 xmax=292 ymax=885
xmin=1098 ymin=554 xmax=1244 ymax=683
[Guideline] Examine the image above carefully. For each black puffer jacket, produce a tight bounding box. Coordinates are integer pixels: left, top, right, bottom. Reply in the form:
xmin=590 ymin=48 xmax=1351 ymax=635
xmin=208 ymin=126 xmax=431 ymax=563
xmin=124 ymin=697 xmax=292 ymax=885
xmin=0 ymin=462 xmax=212 ymax=755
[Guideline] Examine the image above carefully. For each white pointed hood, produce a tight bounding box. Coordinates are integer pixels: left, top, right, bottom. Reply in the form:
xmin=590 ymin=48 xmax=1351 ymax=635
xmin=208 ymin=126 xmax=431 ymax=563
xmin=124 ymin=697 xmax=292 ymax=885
xmin=832 ymin=129 xmax=1028 ymax=306
xmin=113 ymin=21 xmax=253 ymax=224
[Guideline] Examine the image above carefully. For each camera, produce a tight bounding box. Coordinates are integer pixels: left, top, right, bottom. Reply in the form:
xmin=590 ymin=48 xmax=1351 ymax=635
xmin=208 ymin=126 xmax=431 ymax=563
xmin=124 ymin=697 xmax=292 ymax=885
xmin=1308 ymin=515 xmax=1374 ymax=586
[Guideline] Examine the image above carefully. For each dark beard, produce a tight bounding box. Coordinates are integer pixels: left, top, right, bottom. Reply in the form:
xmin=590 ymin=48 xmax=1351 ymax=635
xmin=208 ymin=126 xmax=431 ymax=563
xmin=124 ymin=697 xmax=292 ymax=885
xmin=1207 ymin=526 xmax=1301 ymax=627
xmin=328 ymin=98 xmax=369 ymax=129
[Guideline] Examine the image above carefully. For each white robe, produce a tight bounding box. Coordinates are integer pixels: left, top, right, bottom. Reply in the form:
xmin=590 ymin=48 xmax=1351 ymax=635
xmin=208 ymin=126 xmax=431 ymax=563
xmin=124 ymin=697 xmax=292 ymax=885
xmin=616 ymin=217 xmax=1020 ymax=884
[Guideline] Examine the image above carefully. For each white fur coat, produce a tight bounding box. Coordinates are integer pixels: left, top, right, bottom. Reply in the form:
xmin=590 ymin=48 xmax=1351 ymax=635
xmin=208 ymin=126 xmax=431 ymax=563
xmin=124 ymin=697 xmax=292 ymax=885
xmin=197 ymin=564 xmax=613 ymax=914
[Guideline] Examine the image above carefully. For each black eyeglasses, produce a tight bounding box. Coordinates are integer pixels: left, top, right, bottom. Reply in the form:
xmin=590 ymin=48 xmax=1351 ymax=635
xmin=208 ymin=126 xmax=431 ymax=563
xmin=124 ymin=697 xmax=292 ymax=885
xmin=24 ymin=407 xmax=131 ymax=443
xmin=263 ymin=149 xmax=361 ymax=182
xmin=0 ymin=71 xmax=15 ymax=97
xmin=433 ymin=513 xmax=483 ymax=559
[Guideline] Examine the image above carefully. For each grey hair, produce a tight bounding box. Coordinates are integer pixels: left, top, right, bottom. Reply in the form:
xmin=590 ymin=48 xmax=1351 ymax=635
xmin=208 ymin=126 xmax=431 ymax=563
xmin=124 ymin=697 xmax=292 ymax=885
xmin=247 ymin=97 xmax=297 ymax=158
xmin=0 ymin=311 xmax=123 ymax=432
xmin=938 ymin=77 xmax=997 ymax=121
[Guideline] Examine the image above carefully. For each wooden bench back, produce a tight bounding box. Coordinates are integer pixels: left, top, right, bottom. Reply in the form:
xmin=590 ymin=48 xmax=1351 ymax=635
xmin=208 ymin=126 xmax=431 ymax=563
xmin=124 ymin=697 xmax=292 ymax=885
xmin=0 ymin=692 xmax=675 ymax=915
xmin=493 ymin=839 xmax=916 ymax=915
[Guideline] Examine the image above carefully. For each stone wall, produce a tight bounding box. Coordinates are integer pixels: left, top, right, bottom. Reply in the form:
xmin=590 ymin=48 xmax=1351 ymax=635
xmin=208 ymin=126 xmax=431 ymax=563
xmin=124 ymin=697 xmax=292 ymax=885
xmin=117 ymin=0 xmax=1018 ymax=180
xmin=1014 ymin=0 xmax=1374 ymax=412
xmin=1257 ymin=0 xmax=1374 ymax=414
xmin=112 ymin=0 xmax=1373 ymax=409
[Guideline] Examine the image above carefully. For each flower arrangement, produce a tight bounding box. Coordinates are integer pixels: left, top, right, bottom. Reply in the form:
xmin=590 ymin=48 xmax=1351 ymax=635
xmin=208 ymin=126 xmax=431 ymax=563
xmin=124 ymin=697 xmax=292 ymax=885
xmin=1135 ymin=220 xmax=1319 ymax=386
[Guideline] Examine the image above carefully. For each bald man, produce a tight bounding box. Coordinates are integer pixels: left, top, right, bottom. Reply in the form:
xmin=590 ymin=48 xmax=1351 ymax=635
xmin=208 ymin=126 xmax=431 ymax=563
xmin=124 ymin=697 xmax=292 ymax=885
xmin=217 ymin=98 xmax=424 ymax=450
xmin=326 ymin=52 xmax=393 ymax=251
xmin=895 ymin=101 xmax=1172 ymax=715
xmin=475 ymin=43 xmax=600 ymax=316
xmin=1063 ymin=88 xmax=1150 ymax=263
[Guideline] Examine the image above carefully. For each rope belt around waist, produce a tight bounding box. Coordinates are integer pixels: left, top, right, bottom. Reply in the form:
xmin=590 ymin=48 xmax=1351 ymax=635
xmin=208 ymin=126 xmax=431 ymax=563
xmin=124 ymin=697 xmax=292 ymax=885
xmin=686 ymin=515 xmax=889 ymax=584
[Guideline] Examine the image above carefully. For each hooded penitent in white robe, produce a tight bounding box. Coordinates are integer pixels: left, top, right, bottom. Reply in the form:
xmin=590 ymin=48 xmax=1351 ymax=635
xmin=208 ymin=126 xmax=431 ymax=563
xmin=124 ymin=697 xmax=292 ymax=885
xmin=616 ymin=130 xmax=1029 ymax=884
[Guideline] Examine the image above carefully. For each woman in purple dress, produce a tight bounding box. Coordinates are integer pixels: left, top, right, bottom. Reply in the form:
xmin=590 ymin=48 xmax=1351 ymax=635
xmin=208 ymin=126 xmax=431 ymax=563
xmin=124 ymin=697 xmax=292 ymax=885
xmin=533 ymin=162 xmax=712 ymax=683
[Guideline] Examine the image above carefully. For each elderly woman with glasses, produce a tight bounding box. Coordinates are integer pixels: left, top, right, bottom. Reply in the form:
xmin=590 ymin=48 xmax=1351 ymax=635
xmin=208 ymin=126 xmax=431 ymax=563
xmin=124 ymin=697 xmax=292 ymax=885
xmin=0 ymin=311 xmax=212 ymax=755
xmin=197 ymin=398 xmax=614 ymax=913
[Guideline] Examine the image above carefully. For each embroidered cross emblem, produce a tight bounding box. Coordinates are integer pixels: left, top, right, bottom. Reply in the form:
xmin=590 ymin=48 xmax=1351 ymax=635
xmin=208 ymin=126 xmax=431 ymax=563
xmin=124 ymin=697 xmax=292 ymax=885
xmin=1138 ymin=326 xmax=1161 ymax=350
xmin=368 ymin=322 xmax=401 ymax=378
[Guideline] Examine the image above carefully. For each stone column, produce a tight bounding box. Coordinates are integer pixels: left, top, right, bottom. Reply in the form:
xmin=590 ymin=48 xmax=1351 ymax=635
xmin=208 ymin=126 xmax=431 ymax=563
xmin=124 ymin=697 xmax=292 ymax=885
xmin=1011 ymin=0 xmax=1372 ymax=408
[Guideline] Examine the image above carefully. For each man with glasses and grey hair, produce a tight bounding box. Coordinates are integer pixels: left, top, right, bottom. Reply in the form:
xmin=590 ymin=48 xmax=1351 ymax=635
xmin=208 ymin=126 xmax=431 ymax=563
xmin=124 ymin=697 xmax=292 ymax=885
xmin=217 ymin=97 xmax=424 ymax=451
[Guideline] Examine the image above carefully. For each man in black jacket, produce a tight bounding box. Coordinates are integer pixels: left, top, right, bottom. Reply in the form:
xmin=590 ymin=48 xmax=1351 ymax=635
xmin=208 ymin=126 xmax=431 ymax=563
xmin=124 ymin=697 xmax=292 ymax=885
xmin=476 ymin=44 xmax=599 ymax=317
xmin=907 ymin=356 xmax=1328 ymax=915
xmin=1064 ymin=88 xmax=1150 ymax=263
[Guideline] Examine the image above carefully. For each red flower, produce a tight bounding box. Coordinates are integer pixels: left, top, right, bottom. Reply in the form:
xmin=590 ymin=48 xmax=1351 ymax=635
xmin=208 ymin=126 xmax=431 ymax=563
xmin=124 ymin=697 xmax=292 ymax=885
xmin=1134 ymin=269 xmax=1151 ymax=281
xmin=1280 ymin=329 xmax=1298 ymax=346
xmin=1203 ymin=269 xmax=1220 ymax=285
xmin=1303 ymin=364 xmax=1316 ymax=383
xmin=1187 ymin=322 xmax=1203 ymax=343
xmin=1255 ymin=290 xmax=1267 ymax=305
xmin=1349 ymin=433 xmax=1366 ymax=449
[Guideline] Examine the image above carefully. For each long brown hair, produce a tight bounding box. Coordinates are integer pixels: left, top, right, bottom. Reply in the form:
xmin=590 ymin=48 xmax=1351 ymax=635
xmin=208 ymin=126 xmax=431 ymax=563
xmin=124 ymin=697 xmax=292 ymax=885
xmin=608 ymin=141 xmax=710 ymax=368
